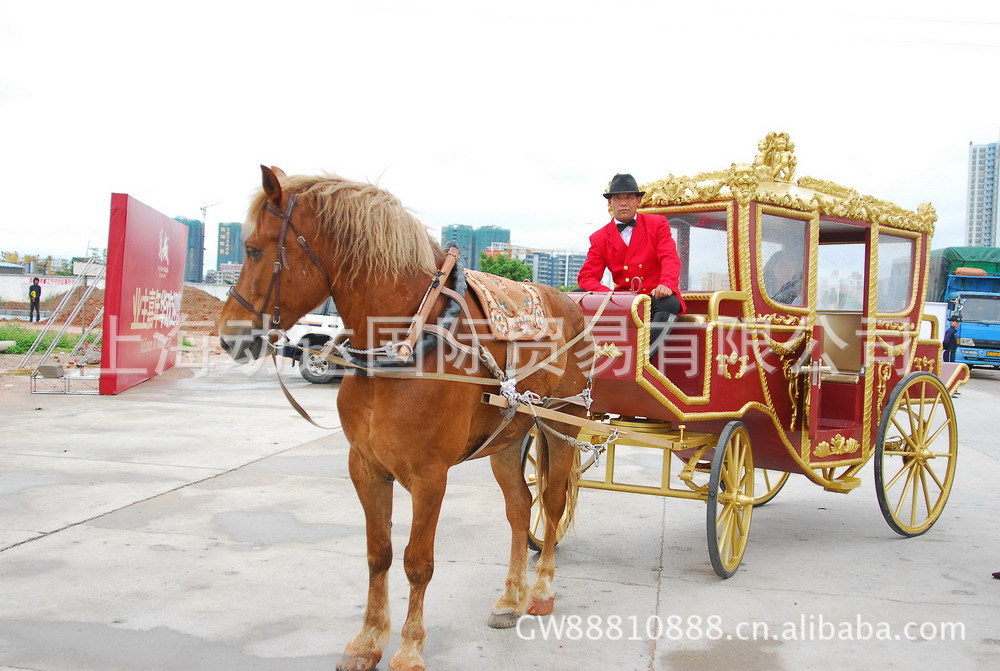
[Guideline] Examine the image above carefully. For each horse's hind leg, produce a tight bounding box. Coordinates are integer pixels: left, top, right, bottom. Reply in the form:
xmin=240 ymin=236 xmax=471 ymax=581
xmin=486 ymin=442 xmax=531 ymax=629
xmin=388 ymin=470 xmax=448 ymax=671
xmin=528 ymin=431 xmax=576 ymax=616
xmin=338 ymin=449 xmax=394 ymax=671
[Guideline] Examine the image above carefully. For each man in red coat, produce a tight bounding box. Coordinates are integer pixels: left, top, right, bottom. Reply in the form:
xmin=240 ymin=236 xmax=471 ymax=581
xmin=578 ymin=173 xmax=685 ymax=345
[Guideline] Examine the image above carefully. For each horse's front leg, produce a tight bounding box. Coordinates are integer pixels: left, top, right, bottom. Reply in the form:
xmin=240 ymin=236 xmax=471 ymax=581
xmin=338 ymin=448 xmax=394 ymax=671
xmin=388 ymin=472 xmax=448 ymax=671
xmin=486 ymin=443 xmax=531 ymax=629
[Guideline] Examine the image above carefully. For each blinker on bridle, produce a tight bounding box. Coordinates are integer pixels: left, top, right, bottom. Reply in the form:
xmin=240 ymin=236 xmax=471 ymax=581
xmin=227 ymin=193 xmax=333 ymax=329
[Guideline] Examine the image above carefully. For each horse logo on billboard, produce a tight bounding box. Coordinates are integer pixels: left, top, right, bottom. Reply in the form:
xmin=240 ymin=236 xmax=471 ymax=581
xmin=158 ymin=229 xmax=170 ymax=265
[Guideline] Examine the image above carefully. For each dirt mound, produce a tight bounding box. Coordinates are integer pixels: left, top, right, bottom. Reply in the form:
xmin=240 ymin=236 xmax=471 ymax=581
xmin=180 ymin=285 xmax=224 ymax=334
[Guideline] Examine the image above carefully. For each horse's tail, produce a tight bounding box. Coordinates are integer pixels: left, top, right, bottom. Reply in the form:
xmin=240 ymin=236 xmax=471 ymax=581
xmin=534 ymin=428 xmax=580 ymax=542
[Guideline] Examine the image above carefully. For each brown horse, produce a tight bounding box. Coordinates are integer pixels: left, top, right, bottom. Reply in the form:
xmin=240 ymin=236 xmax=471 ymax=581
xmin=219 ymin=166 xmax=590 ymax=671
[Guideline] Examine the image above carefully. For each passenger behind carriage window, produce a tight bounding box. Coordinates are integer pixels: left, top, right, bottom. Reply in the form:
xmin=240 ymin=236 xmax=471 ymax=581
xmin=763 ymin=249 xmax=804 ymax=305
xmin=760 ymin=213 xmax=808 ymax=307
xmin=578 ymin=173 xmax=687 ymax=347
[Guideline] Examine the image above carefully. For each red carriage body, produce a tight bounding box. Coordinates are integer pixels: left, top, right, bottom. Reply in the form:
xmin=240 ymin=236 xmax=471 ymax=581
xmin=518 ymin=134 xmax=968 ymax=575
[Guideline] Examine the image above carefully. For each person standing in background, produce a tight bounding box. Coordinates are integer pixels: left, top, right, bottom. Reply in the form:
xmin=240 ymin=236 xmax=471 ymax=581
xmin=28 ymin=277 xmax=42 ymax=322
xmin=942 ymin=317 xmax=959 ymax=363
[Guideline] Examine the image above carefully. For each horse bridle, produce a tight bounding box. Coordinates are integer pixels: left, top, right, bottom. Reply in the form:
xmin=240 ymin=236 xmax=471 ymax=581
xmin=227 ymin=193 xmax=334 ymax=330
xmin=228 ymin=191 xmax=468 ymax=368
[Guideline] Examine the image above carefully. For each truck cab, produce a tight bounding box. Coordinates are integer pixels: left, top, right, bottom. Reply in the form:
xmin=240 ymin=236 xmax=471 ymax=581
xmin=950 ymin=288 xmax=1000 ymax=367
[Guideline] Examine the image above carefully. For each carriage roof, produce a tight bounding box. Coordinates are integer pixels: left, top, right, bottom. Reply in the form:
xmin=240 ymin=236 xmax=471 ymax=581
xmin=637 ymin=131 xmax=937 ymax=238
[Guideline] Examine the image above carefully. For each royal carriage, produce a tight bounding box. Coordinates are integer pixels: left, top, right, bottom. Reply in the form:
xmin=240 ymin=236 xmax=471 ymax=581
xmin=496 ymin=132 xmax=969 ymax=577
xmin=220 ymin=138 xmax=971 ymax=670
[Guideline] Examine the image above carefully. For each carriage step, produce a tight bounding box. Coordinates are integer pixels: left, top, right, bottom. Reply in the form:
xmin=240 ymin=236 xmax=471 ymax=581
xmin=822 ymin=476 xmax=861 ymax=493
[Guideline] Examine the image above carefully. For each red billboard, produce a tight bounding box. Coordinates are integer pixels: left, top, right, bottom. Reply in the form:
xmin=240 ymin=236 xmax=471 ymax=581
xmin=100 ymin=194 xmax=189 ymax=395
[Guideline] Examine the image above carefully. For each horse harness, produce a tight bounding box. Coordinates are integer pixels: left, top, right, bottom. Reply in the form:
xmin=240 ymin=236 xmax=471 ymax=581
xmin=229 ymin=189 xmax=615 ymax=462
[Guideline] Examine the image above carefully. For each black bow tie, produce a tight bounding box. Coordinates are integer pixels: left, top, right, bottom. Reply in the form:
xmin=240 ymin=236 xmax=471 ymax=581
xmin=617 ymin=220 xmax=635 ymax=232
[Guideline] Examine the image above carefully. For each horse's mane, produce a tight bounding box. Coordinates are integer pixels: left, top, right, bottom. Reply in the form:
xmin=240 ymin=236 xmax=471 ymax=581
xmin=245 ymin=173 xmax=438 ymax=280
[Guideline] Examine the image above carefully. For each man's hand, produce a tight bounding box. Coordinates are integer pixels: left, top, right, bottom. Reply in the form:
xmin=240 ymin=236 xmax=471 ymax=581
xmin=650 ymin=284 xmax=673 ymax=298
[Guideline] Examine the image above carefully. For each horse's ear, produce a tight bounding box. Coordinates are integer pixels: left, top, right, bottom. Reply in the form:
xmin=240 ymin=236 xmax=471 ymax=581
xmin=270 ymin=166 xmax=287 ymax=179
xmin=261 ymin=165 xmax=283 ymax=208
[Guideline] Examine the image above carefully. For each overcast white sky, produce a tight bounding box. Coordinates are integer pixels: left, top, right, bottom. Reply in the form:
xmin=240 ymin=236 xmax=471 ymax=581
xmin=1 ymin=0 xmax=998 ymax=270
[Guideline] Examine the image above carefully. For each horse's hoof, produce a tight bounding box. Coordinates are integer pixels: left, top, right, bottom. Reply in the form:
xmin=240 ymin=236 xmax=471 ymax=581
xmin=487 ymin=611 xmax=520 ymax=629
xmin=388 ymin=652 xmax=426 ymax=671
xmin=337 ymin=652 xmax=381 ymax=671
xmin=527 ymin=595 xmax=554 ymax=616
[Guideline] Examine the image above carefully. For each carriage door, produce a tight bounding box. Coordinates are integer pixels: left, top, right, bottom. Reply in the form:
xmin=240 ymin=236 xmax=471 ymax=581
xmin=810 ymin=223 xmax=869 ymax=438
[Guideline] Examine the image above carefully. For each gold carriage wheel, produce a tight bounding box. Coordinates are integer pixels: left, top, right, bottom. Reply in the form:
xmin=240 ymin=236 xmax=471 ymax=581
xmin=522 ymin=431 xmax=580 ymax=553
xmin=706 ymin=421 xmax=754 ymax=578
xmin=875 ymin=372 xmax=958 ymax=537
xmin=752 ymin=469 xmax=789 ymax=507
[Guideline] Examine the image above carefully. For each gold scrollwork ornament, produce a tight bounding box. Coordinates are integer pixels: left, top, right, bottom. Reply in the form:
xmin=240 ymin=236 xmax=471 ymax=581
xmin=814 ymin=434 xmax=861 ymax=458
xmin=595 ymin=342 xmax=623 ymax=358
xmin=715 ymin=352 xmax=749 ymax=380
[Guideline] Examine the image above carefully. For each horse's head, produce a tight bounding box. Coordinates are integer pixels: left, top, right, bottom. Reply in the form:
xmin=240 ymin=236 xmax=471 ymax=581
xmin=219 ymin=165 xmax=333 ymax=362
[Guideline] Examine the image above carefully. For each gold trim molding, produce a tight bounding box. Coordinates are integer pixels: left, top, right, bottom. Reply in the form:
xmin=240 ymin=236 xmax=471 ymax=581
xmin=640 ymin=132 xmax=936 ymax=236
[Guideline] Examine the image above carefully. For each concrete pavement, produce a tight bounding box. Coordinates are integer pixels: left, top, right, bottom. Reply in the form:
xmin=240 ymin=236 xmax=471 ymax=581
xmin=1 ymin=356 xmax=998 ymax=670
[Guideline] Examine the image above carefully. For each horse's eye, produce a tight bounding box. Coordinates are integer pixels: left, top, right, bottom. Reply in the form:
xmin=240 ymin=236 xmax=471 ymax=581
xmin=246 ymin=247 xmax=263 ymax=260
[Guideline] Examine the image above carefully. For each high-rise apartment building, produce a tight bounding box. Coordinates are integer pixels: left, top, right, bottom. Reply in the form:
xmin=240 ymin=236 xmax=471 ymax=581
xmin=175 ymin=216 xmax=204 ymax=282
xmin=440 ymin=224 xmax=511 ymax=271
xmin=474 ymin=226 xmax=510 ymax=270
xmin=523 ymin=251 xmax=587 ymax=289
xmin=217 ymin=222 xmax=245 ymax=267
xmin=966 ymin=141 xmax=999 ymax=247
xmin=440 ymin=224 xmax=474 ymax=269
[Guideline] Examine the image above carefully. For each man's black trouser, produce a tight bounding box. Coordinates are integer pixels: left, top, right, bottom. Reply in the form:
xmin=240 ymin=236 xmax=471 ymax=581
xmin=29 ymin=300 xmax=40 ymax=322
xmin=649 ymin=294 xmax=682 ymax=348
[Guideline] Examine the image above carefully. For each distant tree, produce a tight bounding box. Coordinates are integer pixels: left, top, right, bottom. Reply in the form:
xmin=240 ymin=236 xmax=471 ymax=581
xmin=479 ymin=253 xmax=533 ymax=282
xmin=558 ymin=285 xmax=580 ymax=292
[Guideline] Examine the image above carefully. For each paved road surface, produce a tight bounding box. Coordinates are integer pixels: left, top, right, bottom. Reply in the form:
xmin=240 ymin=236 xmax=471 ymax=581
xmin=1 ymin=358 xmax=998 ymax=670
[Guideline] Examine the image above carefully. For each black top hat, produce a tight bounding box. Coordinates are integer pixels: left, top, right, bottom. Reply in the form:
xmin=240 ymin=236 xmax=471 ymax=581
xmin=603 ymin=173 xmax=645 ymax=199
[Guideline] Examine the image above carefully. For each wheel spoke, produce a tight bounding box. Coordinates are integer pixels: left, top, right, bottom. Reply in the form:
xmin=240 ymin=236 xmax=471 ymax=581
xmin=890 ymin=416 xmax=922 ymax=453
xmin=718 ymin=509 xmax=735 ymax=557
xmin=722 ymin=442 xmax=738 ymax=492
xmin=892 ymin=461 xmax=918 ymax=519
xmin=726 ymin=516 xmax=740 ymax=563
xmin=717 ymin=503 xmax=735 ymax=537
xmin=921 ymin=387 xmax=942 ymax=445
xmin=922 ymin=458 xmax=946 ymax=491
xmin=923 ymin=418 xmax=951 ymax=448
xmin=884 ymin=455 xmax=915 ymax=490
xmin=903 ymin=390 xmax=919 ymax=441
xmin=736 ymin=506 xmax=751 ymax=537
xmin=909 ymin=462 xmax=921 ymax=527
xmin=919 ymin=465 xmax=933 ymax=518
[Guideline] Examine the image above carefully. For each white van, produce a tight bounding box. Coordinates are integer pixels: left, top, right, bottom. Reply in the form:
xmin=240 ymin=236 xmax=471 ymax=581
xmin=282 ymin=297 xmax=345 ymax=383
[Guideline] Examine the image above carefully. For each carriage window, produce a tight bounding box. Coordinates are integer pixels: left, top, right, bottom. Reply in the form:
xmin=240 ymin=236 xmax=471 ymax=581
xmin=760 ymin=213 xmax=808 ymax=306
xmin=818 ymin=243 xmax=865 ymax=310
xmin=877 ymin=234 xmax=914 ymax=313
xmin=668 ymin=210 xmax=730 ymax=291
